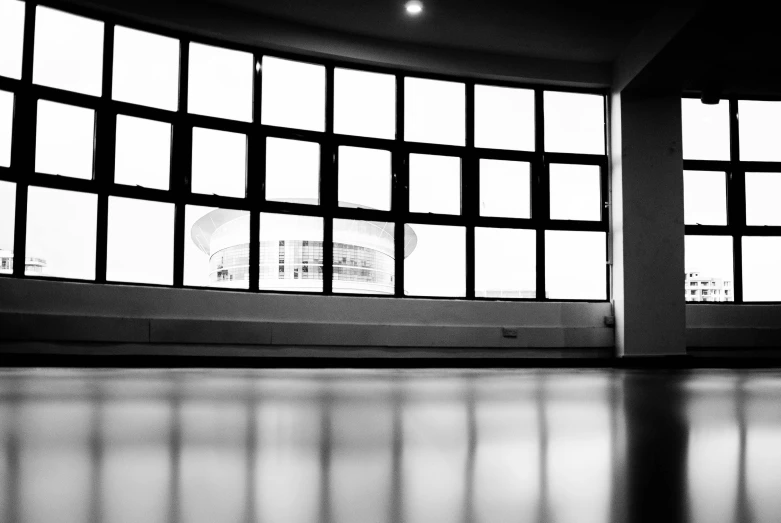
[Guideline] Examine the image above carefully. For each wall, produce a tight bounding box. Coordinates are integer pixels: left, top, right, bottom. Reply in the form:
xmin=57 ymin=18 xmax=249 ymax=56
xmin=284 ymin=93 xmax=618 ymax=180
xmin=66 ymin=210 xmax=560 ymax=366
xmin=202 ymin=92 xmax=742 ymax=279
xmin=0 ymin=279 xmax=614 ymax=357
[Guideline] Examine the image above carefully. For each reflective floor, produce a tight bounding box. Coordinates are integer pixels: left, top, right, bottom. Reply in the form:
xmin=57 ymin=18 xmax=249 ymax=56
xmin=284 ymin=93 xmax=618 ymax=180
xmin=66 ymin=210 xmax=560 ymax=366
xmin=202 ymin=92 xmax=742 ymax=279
xmin=1 ymin=367 xmax=781 ymax=523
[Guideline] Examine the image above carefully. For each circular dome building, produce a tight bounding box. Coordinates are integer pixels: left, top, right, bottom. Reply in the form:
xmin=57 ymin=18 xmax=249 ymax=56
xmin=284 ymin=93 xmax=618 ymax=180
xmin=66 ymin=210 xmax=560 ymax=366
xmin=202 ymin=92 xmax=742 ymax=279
xmin=192 ymin=203 xmax=417 ymax=294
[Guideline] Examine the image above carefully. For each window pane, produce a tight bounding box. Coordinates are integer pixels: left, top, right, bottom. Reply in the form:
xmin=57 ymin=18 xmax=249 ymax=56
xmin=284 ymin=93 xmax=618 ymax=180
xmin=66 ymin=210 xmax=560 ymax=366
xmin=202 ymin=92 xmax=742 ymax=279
xmin=404 ymin=223 xmax=465 ymax=297
xmin=404 ymin=77 xmax=465 ymax=146
xmin=115 ymin=115 xmax=171 ymax=190
xmin=259 ymin=213 xmax=323 ymax=292
xmin=188 ymin=43 xmax=253 ymax=122
xmin=33 ymin=7 xmax=104 ymax=96
xmin=544 ymin=92 xmax=604 ymax=155
xmin=192 ymin=128 xmax=246 ymax=198
xmin=0 ymin=0 xmax=25 ymax=79
xmin=409 ymin=154 xmax=461 ymax=215
xmin=739 ymin=101 xmax=781 ymax=162
xmin=549 ymin=164 xmax=601 ymax=221
xmin=475 ymin=85 xmax=534 ymax=151
xmin=0 ymin=181 xmax=15 ymax=274
xmin=746 ymin=172 xmax=781 ymax=226
xmin=261 ymin=56 xmax=325 ymax=132
xmin=26 ymin=186 xmax=97 ymax=279
xmin=545 ymin=230 xmax=606 ymax=300
xmin=107 ymin=197 xmax=174 ymax=284
xmin=338 ymin=146 xmax=391 ymax=211
xmin=475 ymin=228 xmax=535 ymax=298
xmin=186 ymin=206 xmax=249 ymax=289
xmin=265 ymin=137 xmax=319 ymax=204
xmin=684 ymin=171 xmax=727 ymax=225
xmin=743 ymin=237 xmax=781 ymax=301
xmin=113 ymin=26 xmax=179 ymax=111
xmin=479 ymin=159 xmax=530 ymax=218
xmin=681 ymin=99 xmax=729 ymax=161
xmin=684 ymin=235 xmax=733 ymax=303
xmin=334 ymin=68 xmax=395 ymax=139
xmin=35 ymin=100 xmax=95 ymax=180
xmin=333 ymin=218 xmax=395 ymax=295
xmin=0 ymin=90 xmax=12 ymax=168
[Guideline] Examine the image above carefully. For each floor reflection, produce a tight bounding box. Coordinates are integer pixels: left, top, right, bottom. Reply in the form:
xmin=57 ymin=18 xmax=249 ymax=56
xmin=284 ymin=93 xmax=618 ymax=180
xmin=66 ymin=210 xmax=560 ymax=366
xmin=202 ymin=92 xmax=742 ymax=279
xmin=1 ymin=368 xmax=781 ymax=523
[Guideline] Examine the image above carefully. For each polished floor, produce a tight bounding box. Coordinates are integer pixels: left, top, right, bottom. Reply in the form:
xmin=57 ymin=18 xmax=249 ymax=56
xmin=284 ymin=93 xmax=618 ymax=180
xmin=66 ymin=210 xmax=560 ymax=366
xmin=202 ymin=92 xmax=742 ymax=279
xmin=0 ymin=367 xmax=780 ymax=523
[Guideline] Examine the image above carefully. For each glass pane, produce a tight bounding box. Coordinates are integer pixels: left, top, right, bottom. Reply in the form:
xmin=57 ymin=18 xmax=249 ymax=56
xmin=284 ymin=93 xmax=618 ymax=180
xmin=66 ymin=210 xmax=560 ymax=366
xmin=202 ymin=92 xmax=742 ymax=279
xmin=26 ymin=186 xmax=97 ymax=279
xmin=0 ymin=0 xmax=25 ymax=79
xmin=739 ymin=101 xmax=781 ymax=162
xmin=475 ymin=228 xmax=535 ymax=298
xmin=404 ymin=77 xmax=465 ymax=146
xmin=684 ymin=170 xmax=727 ymax=225
xmin=265 ymin=137 xmax=319 ymax=204
xmin=479 ymin=159 xmax=530 ymax=218
xmin=404 ymin=223 xmax=465 ymax=297
xmin=107 ymin=197 xmax=174 ymax=284
xmin=188 ymin=42 xmax=253 ymax=122
xmin=409 ymin=154 xmax=460 ymax=215
xmin=113 ymin=26 xmax=179 ymax=111
xmin=334 ymin=68 xmax=395 ymax=139
xmin=684 ymin=235 xmax=733 ymax=302
xmin=475 ymin=85 xmax=534 ymax=151
xmin=261 ymin=56 xmax=325 ymax=132
xmin=259 ymin=213 xmax=323 ymax=292
xmin=33 ymin=7 xmax=104 ymax=96
xmin=333 ymin=218 xmax=395 ymax=295
xmin=549 ymin=164 xmax=601 ymax=221
xmin=0 ymin=181 xmax=15 ymax=275
xmin=681 ymin=99 xmax=730 ymax=161
xmin=115 ymin=115 xmax=171 ymax=190
xmin=338 ymin=146 xmax=391 ymax=211
xmin=743 ymin=237 xmax=781 ymax=301
xmin=545 ymin=230 xmax=606 ymax=300
xmin=35 ymin=100 xmax=95 ymax=180
xmin=544 ymin=92 xmax=604 ymax=155
xmin=192 ymin=128 xmax=246 ymax=198
xmin=746 ymin=172 xmax=781 ymax=226
xmin=185 ymin=205 xmax=249 ymax=289
xmin=0 ymin=90 xmax=12 ymax=168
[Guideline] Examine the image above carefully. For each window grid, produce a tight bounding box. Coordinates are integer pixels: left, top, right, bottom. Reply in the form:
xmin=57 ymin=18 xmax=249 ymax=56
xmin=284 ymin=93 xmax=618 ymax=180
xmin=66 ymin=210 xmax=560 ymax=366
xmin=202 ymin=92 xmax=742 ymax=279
xmin=0 ymin=0 xmax=609 ymax=302
xmin=683 ymin=94 xmax=781 ymax=304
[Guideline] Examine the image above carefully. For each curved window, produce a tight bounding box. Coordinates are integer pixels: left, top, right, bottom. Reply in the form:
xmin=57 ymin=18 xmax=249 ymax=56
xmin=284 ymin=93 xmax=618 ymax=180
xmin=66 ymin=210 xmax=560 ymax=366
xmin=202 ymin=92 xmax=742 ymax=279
xmin=0 ymin=2 xmax=607 ymax=301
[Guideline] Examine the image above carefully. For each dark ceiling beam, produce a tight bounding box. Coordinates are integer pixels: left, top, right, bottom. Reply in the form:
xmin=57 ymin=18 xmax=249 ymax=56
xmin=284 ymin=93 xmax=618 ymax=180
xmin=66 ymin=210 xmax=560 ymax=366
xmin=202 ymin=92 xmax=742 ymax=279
xmin=612 ymin=6 xmax=701 ymax=93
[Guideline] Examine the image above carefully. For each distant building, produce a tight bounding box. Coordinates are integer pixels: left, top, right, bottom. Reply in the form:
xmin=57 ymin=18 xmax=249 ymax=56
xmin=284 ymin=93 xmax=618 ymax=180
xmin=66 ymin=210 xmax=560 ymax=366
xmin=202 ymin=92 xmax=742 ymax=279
xmin=0 ymin=249 xmax=47 ymax=275
xmin=685 ymin=270 xmax=733 ymax=302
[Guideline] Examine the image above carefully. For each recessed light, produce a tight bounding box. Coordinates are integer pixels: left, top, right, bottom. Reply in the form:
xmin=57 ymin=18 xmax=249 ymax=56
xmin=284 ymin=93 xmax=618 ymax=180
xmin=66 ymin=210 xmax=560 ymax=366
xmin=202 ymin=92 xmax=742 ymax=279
xmin=405 ymin=0 xmax=423 ymax=15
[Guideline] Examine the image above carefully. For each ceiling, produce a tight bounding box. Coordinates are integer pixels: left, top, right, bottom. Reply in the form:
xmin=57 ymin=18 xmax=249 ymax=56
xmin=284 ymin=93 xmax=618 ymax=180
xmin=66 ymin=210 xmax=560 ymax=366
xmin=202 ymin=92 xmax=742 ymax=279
xmin=210 ymin=0 xmax=659 ymax=63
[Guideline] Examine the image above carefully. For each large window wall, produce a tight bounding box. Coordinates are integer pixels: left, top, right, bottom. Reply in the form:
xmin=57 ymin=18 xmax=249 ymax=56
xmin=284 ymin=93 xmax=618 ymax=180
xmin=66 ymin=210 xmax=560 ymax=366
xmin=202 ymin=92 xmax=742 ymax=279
xmin=0 ymin=0 xmax=608 ymax=301
xmin=682 ymin=96 xmax=781 ymax=303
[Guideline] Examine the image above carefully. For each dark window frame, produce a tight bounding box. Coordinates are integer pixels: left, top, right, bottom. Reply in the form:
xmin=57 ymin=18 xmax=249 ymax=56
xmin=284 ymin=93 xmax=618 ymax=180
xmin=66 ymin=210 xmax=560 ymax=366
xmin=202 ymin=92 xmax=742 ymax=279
xmin=0 ymin=0 xmax=609 ymax=302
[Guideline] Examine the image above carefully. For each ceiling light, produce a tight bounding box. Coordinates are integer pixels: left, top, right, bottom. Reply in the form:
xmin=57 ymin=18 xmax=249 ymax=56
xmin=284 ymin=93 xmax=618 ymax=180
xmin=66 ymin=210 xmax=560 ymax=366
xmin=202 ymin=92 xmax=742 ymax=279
xmin=405 ymin=1 xmax=423 ymax=15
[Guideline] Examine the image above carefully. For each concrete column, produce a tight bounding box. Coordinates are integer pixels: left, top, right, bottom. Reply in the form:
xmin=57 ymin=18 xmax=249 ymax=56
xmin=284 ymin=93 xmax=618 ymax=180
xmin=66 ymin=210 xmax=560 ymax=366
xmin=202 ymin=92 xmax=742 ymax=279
xmin=611 ymin=90 xmax=686 ymax=356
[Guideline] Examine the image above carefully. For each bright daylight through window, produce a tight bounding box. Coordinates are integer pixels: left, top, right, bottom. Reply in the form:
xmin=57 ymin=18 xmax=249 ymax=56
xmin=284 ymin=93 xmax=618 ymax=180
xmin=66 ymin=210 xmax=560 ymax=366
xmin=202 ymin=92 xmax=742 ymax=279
xmin=0 ymin=0 xmax=608 ymax=301
xmin=682 ymin=96 xmax=781 ymax=302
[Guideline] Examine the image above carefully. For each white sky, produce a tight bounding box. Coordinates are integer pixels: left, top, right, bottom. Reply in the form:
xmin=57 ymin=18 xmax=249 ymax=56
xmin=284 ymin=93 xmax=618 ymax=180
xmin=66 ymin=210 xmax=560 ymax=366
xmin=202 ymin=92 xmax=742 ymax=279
xmin=0 ymin=90 xmax=12 ymax=168
xmin=739 ymin=101 xmax=781 ymax=162
xmin=405 ymin=77 xmax=465 ymax=146
xmin=188 ymin=42 xmax=253 ymax=122
xmin=480 ymin=159 xmax=530 ymax=219
xmin=405 ymin=224 xmax=465 ymax=297
xmin=35 ymin=100 xmax=95 ymax=180
xmin=684 ymin=171 xmax=727 ymax=225
xmin=115 ymin=115 xmax=171 ymax=190
xmin=0 ymin=0 xmax=25 ymax=80
xmin=192 ymin=127 xmax=247 ymax=198
xmin=545 ymin=231 xmax=606 ymax=300
xmin=0 ymin=180 xmax=15 ymax=251
xmin=549 ymin=164 xmax=601 ymax=221
xmin=475 ymin=227 xmax=535 ymax=294
xmin=33 ymin=6 xmax=104 ymax=97
xmin=475 ymin=85 xmax=534 ymax=151
xmin=266 ymin=137 xmax=319 ymax=204
xmin=743 ymin=237 xmax=781 ymax=301
xmin=684 ymin=235 xmax=733 ymax=284
xmin=746 ymin=173 xmax=781 ymax=226
xmin=113 ymin=25 xmax=179 ymax=111
xmin=334 ymin=68 xmax=395 ymax=140
xmin=338 ymin=146 xmax=391 ymax=210
xmin=409 ymin=154 xmax=461 ymax=215
xmin=543 ymin=92 xmax=604 ymax=155
xmin=261 ymin=56 xmax=325 ymax=132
